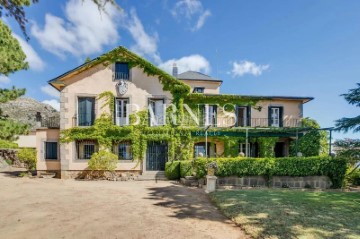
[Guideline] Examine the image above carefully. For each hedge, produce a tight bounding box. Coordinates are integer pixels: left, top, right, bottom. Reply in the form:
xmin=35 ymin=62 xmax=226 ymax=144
xmin=0 ymin=140 xmax=18 ymax=149
xmin=165 ymin=161 xmax=180 ymax=180
xmin=165 ymin=156 xmax=347 ymax=188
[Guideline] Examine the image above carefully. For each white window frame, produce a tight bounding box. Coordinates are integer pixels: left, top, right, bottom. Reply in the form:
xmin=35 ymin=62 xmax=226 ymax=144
xmin=115 ymin=98 xmax=129 ymax=126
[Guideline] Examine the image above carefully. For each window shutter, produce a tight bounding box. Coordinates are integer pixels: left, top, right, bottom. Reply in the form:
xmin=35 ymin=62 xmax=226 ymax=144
xmin=279 ymin=107 xmax=284 ymax=127
xmin=246 ymin=106 xmax=251 ymax=127
xmin=268 ymin=107 xmax=272 ymax=127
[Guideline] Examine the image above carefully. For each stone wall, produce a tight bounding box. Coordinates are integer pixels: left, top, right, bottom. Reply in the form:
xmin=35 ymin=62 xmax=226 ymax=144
xmin=216 ymin=175 xmax=332 ymax=189
xmin=0 ymin=149 xmax=20 ymax=167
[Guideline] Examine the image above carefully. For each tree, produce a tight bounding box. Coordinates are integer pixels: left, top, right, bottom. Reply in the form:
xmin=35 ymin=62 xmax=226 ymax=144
xmin=290 ymin=118 xmax=329 ymax=157
xmin=0 ymin=20 xmax=28 ymax=75
xmin=335 ymin=83 xmax=360 ymax=133
xmin=334 ymin=139 xmax=360 ymax=165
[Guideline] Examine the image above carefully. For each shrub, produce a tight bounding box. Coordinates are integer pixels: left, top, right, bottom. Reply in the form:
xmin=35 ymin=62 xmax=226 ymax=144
xmin=347 ymin=168 xmax=360 ymax=186
xmin=180 ymin=160 xmax=194 ymax=178
xmin=88 ymin=150 xmax=118 ymax=178
xmin=165 ymin=161 xmax=180 ymax=180
xmin=0 ymin=139 xmax=18 ymax=149
xmin=179 ymin=156 xmax=348 ymax=188
xmin=17 ymin=148 xmax=36 ymax=170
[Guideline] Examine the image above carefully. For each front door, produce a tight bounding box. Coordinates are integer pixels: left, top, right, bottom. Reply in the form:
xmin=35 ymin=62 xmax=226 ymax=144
xmin=146 ymin=141 xmax=168 ymax=171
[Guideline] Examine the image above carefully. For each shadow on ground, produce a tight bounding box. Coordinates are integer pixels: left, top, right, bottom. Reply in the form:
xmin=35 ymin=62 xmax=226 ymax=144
xmin=145 ymin=182 xmax=234 ymax=224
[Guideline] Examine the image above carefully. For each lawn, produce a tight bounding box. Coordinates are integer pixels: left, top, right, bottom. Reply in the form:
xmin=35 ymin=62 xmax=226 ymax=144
xmin=210 ymin=189 xmax=360 ymax=239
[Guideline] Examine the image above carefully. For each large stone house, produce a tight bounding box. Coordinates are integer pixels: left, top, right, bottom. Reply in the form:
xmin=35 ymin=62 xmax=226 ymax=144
xmin=36 ymin=46 xmax=313 ymax=178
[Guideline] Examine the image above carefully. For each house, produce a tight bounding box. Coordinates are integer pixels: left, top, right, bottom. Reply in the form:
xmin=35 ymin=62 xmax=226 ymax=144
xmin=36 ymin=46 xmax=313 ymax=179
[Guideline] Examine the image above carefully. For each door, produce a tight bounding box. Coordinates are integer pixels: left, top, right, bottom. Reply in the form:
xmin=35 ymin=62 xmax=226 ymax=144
xmin=270 ymin=107 xmax=280 ymax=127
xmin=237 ymin=107 xmax=247 ymax=127
xmin=146 ymin=141 xmax=168 ymax=171
xmin=115 ymin=99 xmax=129 ymax=126
xmin=274 ymin=142 xmax=285 ymax=157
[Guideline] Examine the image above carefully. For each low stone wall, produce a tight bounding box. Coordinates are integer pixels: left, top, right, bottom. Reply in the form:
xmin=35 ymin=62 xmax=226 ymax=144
xmin=216 ymin=176 xmax=332 ymax=189
xmin=0 ymin=148 xmax=22 ymax=167
xmin=37 ymin=170 xmax=141 ymax=179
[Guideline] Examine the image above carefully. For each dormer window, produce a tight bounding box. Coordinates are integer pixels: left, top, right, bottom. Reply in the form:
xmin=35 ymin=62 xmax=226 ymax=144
xmin=193 ymin=87 xmax=205 ymax=93
xmin=114 ymin=62 xmax=129 ymax=81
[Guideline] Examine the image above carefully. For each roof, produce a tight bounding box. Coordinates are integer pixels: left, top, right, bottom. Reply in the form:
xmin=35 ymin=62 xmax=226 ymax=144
xmin=177 ymin=71 xmax=223 ymax=83
xmin=47 ymin=46 xmax=190 ymax=95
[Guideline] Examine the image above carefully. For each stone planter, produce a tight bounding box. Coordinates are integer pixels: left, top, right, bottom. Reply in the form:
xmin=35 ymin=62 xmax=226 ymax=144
xmin=207 ymin=168 xmax=215 ymax=176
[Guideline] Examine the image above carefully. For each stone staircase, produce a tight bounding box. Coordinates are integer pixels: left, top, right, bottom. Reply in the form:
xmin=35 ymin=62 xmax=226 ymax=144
xmin=137 ymin=171 xmax=168 ymax=181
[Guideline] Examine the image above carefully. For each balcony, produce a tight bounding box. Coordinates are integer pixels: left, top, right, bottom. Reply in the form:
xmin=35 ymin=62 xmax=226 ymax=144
xmin=113 ymin=72 xmax=130 ymax=81
xmin=40 ymin=116 xmax=60 ymax=129
xmin=180 ymin=116 xmax=301 ymax=128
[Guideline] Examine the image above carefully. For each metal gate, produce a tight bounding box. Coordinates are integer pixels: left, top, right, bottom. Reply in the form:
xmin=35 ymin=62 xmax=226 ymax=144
xmin=146 ymin=141 xmax=168 ymax=171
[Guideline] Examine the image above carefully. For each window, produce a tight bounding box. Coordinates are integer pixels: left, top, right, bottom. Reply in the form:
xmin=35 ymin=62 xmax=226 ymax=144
xmin=194 ymin=142 xmax=216 ymax=157
xmin=115 ymin=98 xmax=129 ymax=126
xmin=193 ymin=87 xmax=205 ymax=93
xmin=268 ymin=107 xmax=283 ymax=127
xmin=76 ymin=140 xmax=98 ymax=160
xmin=114 ymin=62 xmax=129 ymax=80
xmin=239 ymin=142 xmax=259 ymax=157
xmin=113 ymin=141 xmax=132 ymax=160
xmin=149 ymin=99 xmax=165 ymax=126
xmin=204 ymin=104 xmax=217 ymax=126
xmin=44 ymin=142 xmax=58 ymax=160
xmin=78 ymin=97 xmax=95 ymax=126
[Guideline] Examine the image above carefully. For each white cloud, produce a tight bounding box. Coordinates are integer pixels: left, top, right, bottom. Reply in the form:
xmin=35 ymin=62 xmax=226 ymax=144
xmin=31 ymin=0 xmax=121 ymax=58
xmin=172 ymin=0 xmax=211 ymax=31
xmin=13 ymin=34 xmax=45 ymax=71
xmin=127 ymin=9 xmax=161 ymax=63
xmin=0 ymin=75 xmax=10 ymax=85
xmin=192 ymin=10 xmax=211 ymax=32
xmin=42 ymin=99 xmax=60 ymax=111
xmin=230 ymin=60 xmax=270 ymax=77
xmin=159 ymin=55 xmax=211 ymax=75
xmin=41 ymin=85 xmax=60 ymax=98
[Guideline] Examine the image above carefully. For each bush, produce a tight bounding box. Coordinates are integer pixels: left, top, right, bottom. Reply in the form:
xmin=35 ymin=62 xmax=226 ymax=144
xmin=165 ymin=161 xmax=180 ymax=180
xmin=17 ymin=148 xmax=36 ymax=170
xmin=180 ymin=160 xmax=194 ymax=178
xmin=178 ymin=156 xmax=348 ymax=188
xmin=88 ymin=150 xmax=118 ymax=174
xmin=347 ymin=168 xmax=360 ymax=186
xmin=0 ymin=139 xmax=18 ymax=149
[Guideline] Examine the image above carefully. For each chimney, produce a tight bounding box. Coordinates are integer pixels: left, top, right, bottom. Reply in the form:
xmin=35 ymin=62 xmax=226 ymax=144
xmin=35 ymin=112 xmax=42 ymax=128
xmin=172 ymin=63 xmax=178 ymax=78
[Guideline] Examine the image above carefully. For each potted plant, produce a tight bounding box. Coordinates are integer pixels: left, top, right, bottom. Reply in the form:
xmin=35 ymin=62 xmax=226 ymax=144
xmin=206 ymin=161 xmax=218 ymax=176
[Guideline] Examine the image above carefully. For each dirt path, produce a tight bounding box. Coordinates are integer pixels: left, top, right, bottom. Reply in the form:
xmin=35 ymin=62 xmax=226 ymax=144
xmin=0 ymin=172 xmax=246 ymax=239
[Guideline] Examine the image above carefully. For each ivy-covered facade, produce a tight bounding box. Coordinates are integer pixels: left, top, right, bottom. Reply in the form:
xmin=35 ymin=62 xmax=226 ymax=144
xmin=35 ymin=46 xmax=315 ymax=178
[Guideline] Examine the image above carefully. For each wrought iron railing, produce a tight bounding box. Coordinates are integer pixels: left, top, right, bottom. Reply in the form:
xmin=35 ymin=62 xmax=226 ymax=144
xmin=113 ymin=72 xmax=130 ymax=81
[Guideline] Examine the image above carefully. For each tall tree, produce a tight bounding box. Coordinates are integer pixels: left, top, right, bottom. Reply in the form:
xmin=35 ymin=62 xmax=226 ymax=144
xmin=335 ymin=83 xmax=360 ymax=133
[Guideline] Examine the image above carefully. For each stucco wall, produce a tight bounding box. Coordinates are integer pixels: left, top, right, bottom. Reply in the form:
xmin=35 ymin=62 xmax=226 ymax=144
xmin=16 ymin=135 xmax=36 ymax=148
xmin=36 ymin=128 xmax=61 ymax=171
xmin=59 ymin=64 xmax=171 ymax=172
xmin=180 ymin=80 xmax=221 ymax=94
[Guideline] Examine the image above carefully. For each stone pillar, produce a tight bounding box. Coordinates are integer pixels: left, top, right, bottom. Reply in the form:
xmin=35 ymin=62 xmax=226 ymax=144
xmin=205 ymin=175 xmax=217 ymax=193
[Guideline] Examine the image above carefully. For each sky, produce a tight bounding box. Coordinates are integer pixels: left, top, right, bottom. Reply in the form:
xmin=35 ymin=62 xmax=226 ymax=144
xmin=1 ymin=0 xmax=359 ymax=140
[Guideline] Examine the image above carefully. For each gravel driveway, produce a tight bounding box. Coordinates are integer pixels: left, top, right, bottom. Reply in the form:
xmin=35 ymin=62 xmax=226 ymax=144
xmin=0 ymin=171 xmax=246 ymax=239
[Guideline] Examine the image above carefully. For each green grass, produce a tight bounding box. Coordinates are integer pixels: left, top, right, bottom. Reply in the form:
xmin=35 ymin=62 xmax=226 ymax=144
xmin=211 ymin=189 xmax=360 ymax=239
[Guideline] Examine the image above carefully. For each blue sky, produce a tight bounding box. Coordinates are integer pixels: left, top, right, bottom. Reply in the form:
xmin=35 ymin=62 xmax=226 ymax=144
xmin=1 ymin=0 xmax=359 ymax=140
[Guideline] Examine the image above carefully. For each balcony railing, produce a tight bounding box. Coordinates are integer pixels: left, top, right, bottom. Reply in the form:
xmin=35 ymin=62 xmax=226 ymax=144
xmin=41 ymin=117 xmax=60 ymax=129
xmin=182 ymin=116 xmax=301 ymax=128
xmin=113 ymin=72 xmax=130 ymax=81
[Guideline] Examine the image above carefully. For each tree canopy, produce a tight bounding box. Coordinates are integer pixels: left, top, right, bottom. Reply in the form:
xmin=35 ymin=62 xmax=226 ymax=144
xmin=335 ymin=83 xmax=360 ymax=133
xmin=0 ymin=20 xmax=28 ymax=75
